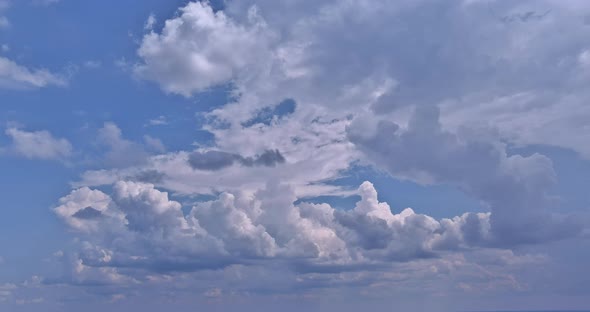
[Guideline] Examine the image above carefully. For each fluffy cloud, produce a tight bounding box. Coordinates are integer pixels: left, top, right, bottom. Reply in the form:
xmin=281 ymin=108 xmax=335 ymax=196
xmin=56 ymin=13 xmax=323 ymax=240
xmin=0 ymin=57 xmax=66 ymax=89
xmin=3 ymin=127 xmax=72 ymax=161
xmin=54 ymin=187 xmax=120 ymax=233
xmin=116 ymin=1 xmax=590 ymax=246
xmin=40 ymin=0 xmax=590 ymax=305
xmin=77 ymin=112 xmax=356 ymax=199
xmin=49 ymin=178 xmax=578 ymax=309
xmin=53 ymin=180 xmax=504 ymax=285
xmin=134 ymin=1 xmax=590 ymax=160
xmin=135 ymin=1 xmax=275 ymax=96
xmin=348 ymin=105 xmax=583 ymax=246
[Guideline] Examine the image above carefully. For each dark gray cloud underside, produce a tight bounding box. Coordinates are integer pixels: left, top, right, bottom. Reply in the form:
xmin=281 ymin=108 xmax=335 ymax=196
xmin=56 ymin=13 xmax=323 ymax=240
xmin=188 ymin=149 xmax=286 ymax=171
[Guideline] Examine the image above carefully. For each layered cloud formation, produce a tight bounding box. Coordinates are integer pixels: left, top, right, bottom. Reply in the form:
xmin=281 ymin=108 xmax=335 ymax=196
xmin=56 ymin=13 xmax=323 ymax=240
xmin=55 ymin=180 xmax=493 ymax=272
xmin=42 ymin=0 xmax=590 ymax=298
xmin=2 ymin=0 xmax=590 ymax=309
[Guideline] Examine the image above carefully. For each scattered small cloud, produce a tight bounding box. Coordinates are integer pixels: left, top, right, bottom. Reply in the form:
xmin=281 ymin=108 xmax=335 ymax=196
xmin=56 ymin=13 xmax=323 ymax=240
xmin=144 ymin=13 xmax=156 ymax=31
xmin=147 ymin=115 xmax=168 ymax=126
xmin=3 ymin=127 xmax=72 ymax=161
xmin=204 ymin=288 xmax=222 ymax=298
xmin=114 ymin=57 xmax=131 ymax=72
xmin=83 ymin=60 xmax=101 ymax=69
xmin=0 ymin=57 xmax=67 ymax=89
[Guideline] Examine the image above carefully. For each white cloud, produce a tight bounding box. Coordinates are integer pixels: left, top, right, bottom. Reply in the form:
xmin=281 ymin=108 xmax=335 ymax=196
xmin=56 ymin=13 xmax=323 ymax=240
xmin=203 ymin=287 xmax=222 ymax=298
xmin=348 ymin=106 xmax=582 ymax=245
xmin=77 ymin=113 xmax=357 ymax=198
xmin=97 ymin=122 xmax=150 ymax=168
xmin=83 ymin=60 xmax=101 ymax=69
xmin=146 ymin=115 xmax=168 ymax=126
xmin=144 ymin=13 xmax=156 ymax=31
xmin=135 ymin=0 xmax=590 ymax=161
xmin=0 ymin=57 xmax=67 ymax=89
xmin=44 ymin=0 xmax=590 ymax=304
xmin=53 ymin=187 xmax=119 ymax=232
xmin=131 ymin=0 xmax=589 ymax=241
xmin=134 ymin=1 xmax=275 ymax=96
xmin=50 ymin=177 xmax=581 ymax=306
xmin=54 ymin=180 xmax=500 ymax=281
xmin=143 ymin=135 xmax=165 ymax=153
xmin=3 ymin=127 xmax=72 ymax=161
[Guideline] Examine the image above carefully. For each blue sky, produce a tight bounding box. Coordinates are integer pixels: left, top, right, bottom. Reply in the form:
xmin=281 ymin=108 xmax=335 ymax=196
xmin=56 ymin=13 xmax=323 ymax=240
xmin=0 ymin=0 xmax=590 ymax=311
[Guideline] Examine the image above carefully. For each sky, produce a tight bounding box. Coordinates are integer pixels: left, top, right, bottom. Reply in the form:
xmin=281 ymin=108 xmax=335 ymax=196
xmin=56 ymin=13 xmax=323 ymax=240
xmin=0 ymin=0 xmax=590 ymax=311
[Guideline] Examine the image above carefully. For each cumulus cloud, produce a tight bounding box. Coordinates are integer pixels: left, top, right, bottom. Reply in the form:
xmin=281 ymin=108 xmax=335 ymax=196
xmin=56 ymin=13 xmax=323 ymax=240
xmin=0 ymin=57 xmax=67 ymax=89
xmin=54 ymin=187 xmax=118 ymax=232
xmin=3 ymin=127 xmax=72 ymax=161
xmin=47 ymin=0 xmax=590 ymax=304
xmin=348 ymin=106 xmax=583 ymax=246
xmin=79 ymin=1 xmax=590 ymax=268
xmin=134 ymin=1 xmax=590 ymax=159
xmin=53 ymin=180 xmax=502 ymax=284
xmin=135 ymin=1 xmax=275 ymax=96
xmin=74 ymin=110 xmax=356 ymax=199
xmin=48 ymin=179 xmax=580 ymax=308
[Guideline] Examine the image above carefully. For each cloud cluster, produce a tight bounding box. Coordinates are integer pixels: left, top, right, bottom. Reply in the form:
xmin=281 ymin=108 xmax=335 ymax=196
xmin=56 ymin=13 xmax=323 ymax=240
xmin=348 ymin=105 xmax=583 ymax=246
xmin=77 ymin=113 xmax=356 ymax=199
xmin=135 ymin=0 xmax=590 ymax=159
xmin=54 ymin=180 xmax=496 ymax=283
xmin=37 ymin=0 xmax=590 ymax=305
xmin=129 ymin=1 xmax=590 ymax=246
